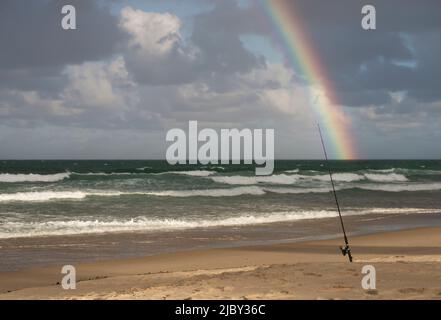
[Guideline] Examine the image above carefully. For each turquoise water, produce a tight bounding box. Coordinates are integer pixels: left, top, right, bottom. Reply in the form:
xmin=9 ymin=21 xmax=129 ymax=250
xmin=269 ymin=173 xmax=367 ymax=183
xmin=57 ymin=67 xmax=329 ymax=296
xmin=1 ymin=160 xmax=441 ymax=239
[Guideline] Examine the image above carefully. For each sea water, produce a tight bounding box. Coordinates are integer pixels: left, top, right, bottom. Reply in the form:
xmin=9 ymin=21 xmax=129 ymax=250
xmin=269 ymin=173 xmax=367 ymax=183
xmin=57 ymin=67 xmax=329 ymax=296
xmin=1 ymin=160 xmax=441 ymax=270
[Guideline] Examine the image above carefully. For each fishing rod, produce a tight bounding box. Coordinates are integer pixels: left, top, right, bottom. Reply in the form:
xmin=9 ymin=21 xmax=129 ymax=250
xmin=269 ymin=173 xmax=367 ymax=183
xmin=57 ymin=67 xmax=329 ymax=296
xmin=317 ymin=123 xmax=353 ymax=263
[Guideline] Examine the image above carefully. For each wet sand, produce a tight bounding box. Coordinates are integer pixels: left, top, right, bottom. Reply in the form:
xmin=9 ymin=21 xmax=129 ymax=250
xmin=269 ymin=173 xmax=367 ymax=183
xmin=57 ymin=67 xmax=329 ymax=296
xmin=2 ymin=211 xmax=441 ymax=273
xmin=1 ymin=227 xmax=441 ymax=299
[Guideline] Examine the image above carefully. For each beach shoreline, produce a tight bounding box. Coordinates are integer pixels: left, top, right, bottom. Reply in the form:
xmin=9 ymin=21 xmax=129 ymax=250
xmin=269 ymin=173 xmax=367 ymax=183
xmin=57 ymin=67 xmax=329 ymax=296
xmin=1 ymin=226 xmax=441 ymax=300
xmin=2 ymin=210 xmax=441 ymax=273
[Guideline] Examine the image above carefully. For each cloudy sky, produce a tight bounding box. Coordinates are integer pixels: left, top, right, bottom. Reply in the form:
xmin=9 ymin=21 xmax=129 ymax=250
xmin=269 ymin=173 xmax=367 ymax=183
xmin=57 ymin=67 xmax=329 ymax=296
xmin=0 ymin=0 xmax=440 ymax=159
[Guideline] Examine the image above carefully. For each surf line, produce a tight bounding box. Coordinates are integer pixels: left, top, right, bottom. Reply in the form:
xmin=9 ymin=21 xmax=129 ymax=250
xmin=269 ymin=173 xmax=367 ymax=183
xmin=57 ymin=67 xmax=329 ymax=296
xmin=318 ymin=123 xmax=353 ymax=263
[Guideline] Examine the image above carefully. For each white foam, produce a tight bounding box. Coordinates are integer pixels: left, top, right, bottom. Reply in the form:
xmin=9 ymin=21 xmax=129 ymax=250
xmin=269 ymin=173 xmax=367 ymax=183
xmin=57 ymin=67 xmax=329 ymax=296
xmin=146 ymin=186 xmax=265 ymax=197
xmin=267 ymin=181 xmax=441 ymax=194
xmin=0 ymin=172 xmax=70 ymax=183
xmin=0 ymin=187 xmax=265 ymax=202
xmin=73 ymin=172 xmax=140 ymax=176
xmin=211 ymin=174 xmax=299 ymax=185
xmin=284 ymin=169 xmax=299 ymax=173
xmin=368 ymin=168 xmax=441 ymax=176
xmin=212 ymin=173 xmax=364 ymax=185
xmin=265 ymin=187 xmax=334 ymax=194
xmin=209 ymin=166 xmax=225 ymax=170
xmin=367 ymin=208 xmax=439 ymax=214
xmin=212 ymin=172 xmax=410 ymax=185
xmin=75 ymin=170 xmax=217 ymax=177
xmin=364 ymin=173 xmax=408 ymax=182
xmin=0 ymin=210 xmax=351 ymax=238
xmin=308 ymin=172 xmax=409 ymax=182
xmin=0 ymin=191 xmax=123 ymax=202
xmin=359 ymin=182 xmax=441 ymax=192
xmin=2 ymin=207 xmax=438 ymax=238
xmin=1 ymin=179 xmax=440 ymax=203
xmin=211 ymin=176 xmax=256 ymax=185
xmin=163 ymin=170 xmax=216 ymax=177
xmin=368 ymin=168 xmax=396 ymax=173
xmin=305 ymin=173 xmax=365 ymax=182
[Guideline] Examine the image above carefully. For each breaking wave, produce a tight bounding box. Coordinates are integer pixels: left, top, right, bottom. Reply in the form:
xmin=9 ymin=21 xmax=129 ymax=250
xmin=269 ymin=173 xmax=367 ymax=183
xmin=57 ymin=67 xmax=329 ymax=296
xmin=211 ymin=174 xmax=298 ymax=185
xmin=0 ymin=172 xmax=70 ymax=183
xmin=211 ymin=172 xmax=408 ymax=185
xmin=158 ymin=170 xmax=216 ymax=177
xmin=1 ymin=207 xmax=438 ymax=238
xmin=0 ymin=191 xmax=123 ymax=202
xmin=146 ymin=186 xmax=265 ymax=197
xmin=0 ymin=187 xmax=265 ymax=202
xmin=307 ymin=173 xmax=365 ymax=182
xmin=358 ymin=182 xmax=441 ymax=192
xmin=2 ymin=180 xmax=441 ymax=203
xmin=363 ymin=173 xmax=408 ymax=182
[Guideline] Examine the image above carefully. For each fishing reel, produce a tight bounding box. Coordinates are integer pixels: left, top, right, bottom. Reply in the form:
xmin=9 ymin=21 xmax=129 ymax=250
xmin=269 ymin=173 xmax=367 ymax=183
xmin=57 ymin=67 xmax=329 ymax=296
xmin=340 ymin=244 xmax=353 ymax=262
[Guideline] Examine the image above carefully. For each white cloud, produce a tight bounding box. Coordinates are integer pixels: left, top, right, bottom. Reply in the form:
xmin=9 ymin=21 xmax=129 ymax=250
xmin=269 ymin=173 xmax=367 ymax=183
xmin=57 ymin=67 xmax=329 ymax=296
xmin=62 ymin=63 xmax=118 ymax=109
xmin=61 ymin=57 xmax=136 ymax=110
xmin=243 ymin=64 xmax=313 ymax=118
xmin=118 ymin=7 xmax=200 ymax=85
xmin=120 ymin=7 xmax=183 ymax=57
xmin=144 ymin=62 xmax=316 ymax=135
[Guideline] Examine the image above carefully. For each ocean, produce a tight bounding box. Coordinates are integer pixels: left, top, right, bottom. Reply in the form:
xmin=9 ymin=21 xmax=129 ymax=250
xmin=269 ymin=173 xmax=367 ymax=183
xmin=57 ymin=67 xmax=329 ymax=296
xmin=1 ymin=160 xmax=441 ymax=271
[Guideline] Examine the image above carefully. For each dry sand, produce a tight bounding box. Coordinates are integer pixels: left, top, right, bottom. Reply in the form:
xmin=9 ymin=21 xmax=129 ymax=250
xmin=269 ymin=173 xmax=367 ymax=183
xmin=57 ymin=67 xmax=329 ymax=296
xmin=1 ymin=227 xmax=441 ymax=300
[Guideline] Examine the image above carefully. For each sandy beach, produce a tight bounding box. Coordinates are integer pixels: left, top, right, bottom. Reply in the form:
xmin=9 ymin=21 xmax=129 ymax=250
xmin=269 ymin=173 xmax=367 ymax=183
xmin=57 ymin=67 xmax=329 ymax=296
xmin=1 ymin=226 xmax=440 ymax=300
xmin=1 ymin=0 xmax=441 ymax=305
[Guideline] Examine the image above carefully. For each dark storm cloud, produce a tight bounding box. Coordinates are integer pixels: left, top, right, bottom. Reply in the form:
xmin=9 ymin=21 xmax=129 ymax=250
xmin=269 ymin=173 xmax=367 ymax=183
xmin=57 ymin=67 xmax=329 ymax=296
xmin=0 ymin=0 xmax=271 ymax=104
xmin=0 ymin=0 xmax=124 ymax=100
xmin=190 ymin=1 xmax=266 ymax=76
xmin=0 ymin=0 xmax=122 ymax=69
xmin=1 ymin=0 xmax=439 ymax=105
xmin=274 ymin=0 xmax=441 ymax=106
xmin=0 ymin=66 xmax=66 ymax=95
xmin=140 ymin=0 xmax=440 ymax=107
xmin=0 ymin=0 xmax=440 ymax=158
xmin=122 ymin=42 xmax=202 ymax=86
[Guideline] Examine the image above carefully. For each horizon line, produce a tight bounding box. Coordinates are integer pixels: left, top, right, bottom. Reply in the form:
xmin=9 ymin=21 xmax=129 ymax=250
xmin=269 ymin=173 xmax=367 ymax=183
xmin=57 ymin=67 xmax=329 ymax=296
xmin=1 ymin=158 xmax=440 ymax=161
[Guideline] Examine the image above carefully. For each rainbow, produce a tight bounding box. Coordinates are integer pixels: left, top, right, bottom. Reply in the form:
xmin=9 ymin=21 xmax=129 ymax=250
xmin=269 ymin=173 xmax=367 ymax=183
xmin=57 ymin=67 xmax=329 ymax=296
xmin=260 ymin=0 xmax=358 ymax=159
